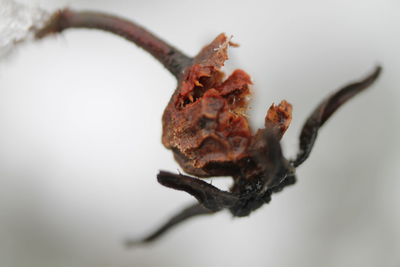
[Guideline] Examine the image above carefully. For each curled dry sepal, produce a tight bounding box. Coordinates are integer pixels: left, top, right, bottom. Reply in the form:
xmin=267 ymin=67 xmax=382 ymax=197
xmin=32 ymin=8 xmax=382 ymax=246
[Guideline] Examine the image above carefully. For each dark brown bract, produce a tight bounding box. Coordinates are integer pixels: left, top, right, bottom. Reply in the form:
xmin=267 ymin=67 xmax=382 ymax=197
xmin=36 ymin=9 xmax=382 ymax=246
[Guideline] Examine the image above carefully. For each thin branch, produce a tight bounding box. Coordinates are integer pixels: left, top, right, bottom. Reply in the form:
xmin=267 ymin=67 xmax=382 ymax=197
xmin=35 ymin=9 xmax=192 ymax=78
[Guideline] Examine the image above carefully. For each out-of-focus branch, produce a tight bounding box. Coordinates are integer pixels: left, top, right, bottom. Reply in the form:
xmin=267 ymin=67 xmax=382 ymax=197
xmin=35 ymin=9 xmax=192 ymax=78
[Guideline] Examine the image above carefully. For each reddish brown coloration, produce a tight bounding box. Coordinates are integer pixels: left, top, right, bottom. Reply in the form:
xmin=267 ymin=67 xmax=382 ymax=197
xmin=33 ymin=9 xmax=381 ymax=245
xmin=266 ymin=100 xmax=293 ymax=138
xmin=162 ymin=34 xmax=292 ymax=177
xmin=36 ymin=9 xmax=191 ymax=78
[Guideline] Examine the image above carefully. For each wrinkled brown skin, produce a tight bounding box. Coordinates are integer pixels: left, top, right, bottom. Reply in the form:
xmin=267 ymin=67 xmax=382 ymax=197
xmin=36 ymin=10 xmax=291 ymax=181
xmin=162 ymin=34 xmax=292 ymax=178
xmin=35 ymin=9 xmax=382 ymax=246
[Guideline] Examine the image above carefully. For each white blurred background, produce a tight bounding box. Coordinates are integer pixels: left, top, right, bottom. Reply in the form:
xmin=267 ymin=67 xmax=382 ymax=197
xmin=0 ymin=0 xmax=399 ymax=266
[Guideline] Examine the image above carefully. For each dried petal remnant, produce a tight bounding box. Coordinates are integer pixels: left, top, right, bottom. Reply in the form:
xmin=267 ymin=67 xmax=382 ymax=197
xmin=266 ymin=100 xmax=293 ymax=138
xmin=162 ymin=34 xmax=292 ymax=177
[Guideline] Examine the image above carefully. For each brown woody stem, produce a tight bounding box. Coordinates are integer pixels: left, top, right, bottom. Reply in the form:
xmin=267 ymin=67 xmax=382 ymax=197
xmin=35 ymin=9 xmax=192 ymax=78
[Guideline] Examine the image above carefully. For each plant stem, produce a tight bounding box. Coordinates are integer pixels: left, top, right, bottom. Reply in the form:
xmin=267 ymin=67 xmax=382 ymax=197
xmin=35 ymin=9 xmax=192 ymax=78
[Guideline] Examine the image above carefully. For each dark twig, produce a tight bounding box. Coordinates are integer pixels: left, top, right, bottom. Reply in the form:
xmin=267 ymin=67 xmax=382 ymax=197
xmin=125 ymin=203 xmax=214 ymax=246
xmin=292 ymin=66 xmax=382 ymax=167
xmin=157 ymin=171 xmax=239 ymax=211
xmin=35 ymin=9 xmax=192 ymax=78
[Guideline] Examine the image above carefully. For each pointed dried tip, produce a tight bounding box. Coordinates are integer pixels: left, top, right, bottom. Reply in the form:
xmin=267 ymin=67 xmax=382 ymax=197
xmin=193 ymin=33 xmax=236 ymax=68
xmin=265 ymin=100 xmax=293 ymax=138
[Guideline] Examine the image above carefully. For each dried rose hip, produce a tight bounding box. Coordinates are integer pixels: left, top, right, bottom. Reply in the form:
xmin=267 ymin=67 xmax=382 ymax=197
xmin=36 ymin=9 xmax=382 ymax=245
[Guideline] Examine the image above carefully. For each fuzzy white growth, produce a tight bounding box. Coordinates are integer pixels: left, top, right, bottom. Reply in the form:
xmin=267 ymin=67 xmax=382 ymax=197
xmin=0 ymin=0 xmax=49 ymax=58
